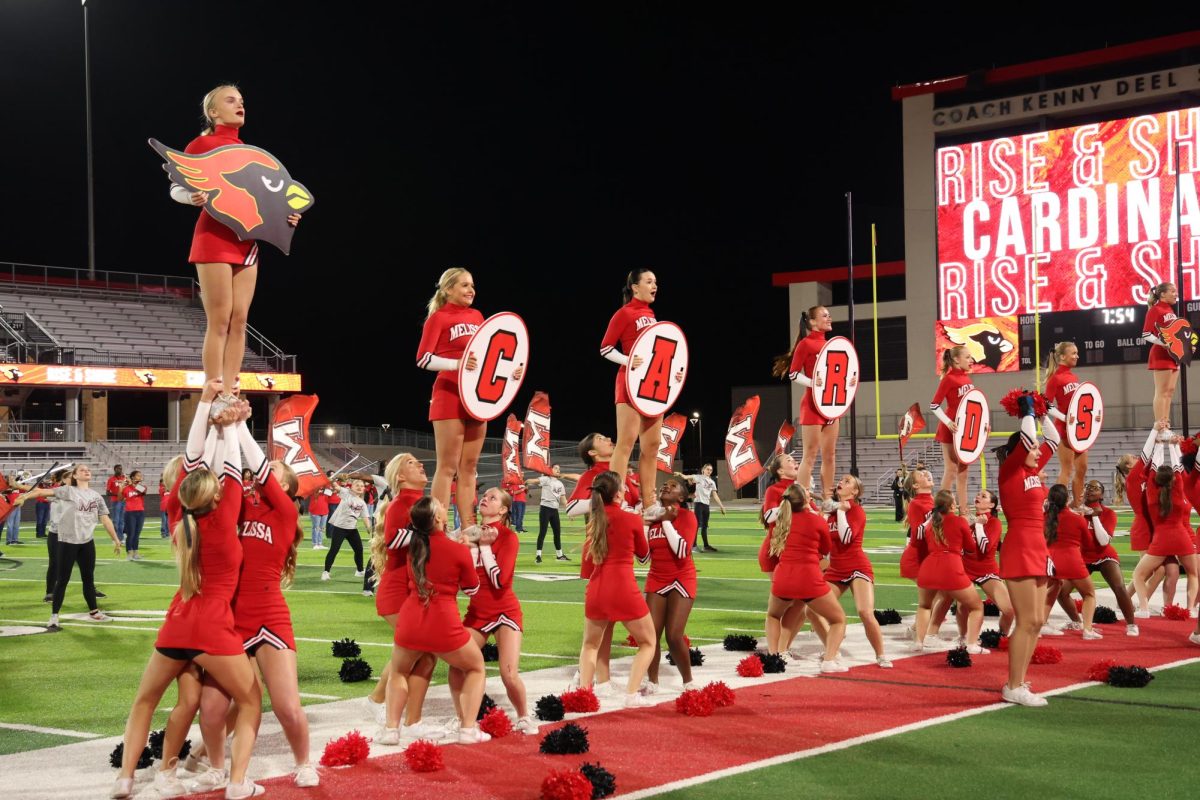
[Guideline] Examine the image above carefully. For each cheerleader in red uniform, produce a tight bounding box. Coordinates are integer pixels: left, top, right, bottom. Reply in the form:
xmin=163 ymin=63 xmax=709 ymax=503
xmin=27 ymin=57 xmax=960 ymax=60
xmin=110 ymin=382 xmax=265 ymax=799
xmin=757 ymin=454 xmax=800 ymax=652
xmin=642 ymin=479 xmax=700 ymax=690
xmin=169 ymin=85 xmax=299 ymax=412
xmin=1119 ymin=440 xmax=1171 ymax=609
xmin=773 ymin=306 xmax=853 ymax=503
xmin=577 ymin=472 xmax=656 ymax=707
xmin=417 ymin=269 xmax=523 ymax=527
xmin=451 ymin=488 xmax=538 ymax=734
xmin=899 ymin=468 xmax=935 ymax=581
xmin=566 ymin=433 xmax=638 ymax=517
xmin=929 ymin=345 xmax=975 ymax=511
xmin=1142 ymin=282 xmax=1180 ymax=423
xmin=1070 ymin=480 xmax=1139 ymax=635
xmin=960 ymin=489 xmax=1014 ymax=636
xmin=1041 ymin=485 xmax=1102 ymax=639
xmin=1132 ymin=426 xmax=1200 ymax=617
xmin=1043 ymin=341 xmax=1091 ymax=505
xmin=600 ymin=269 xmax=683 ymax=507
xmin=823 ymin=475 xmax=890 ymax=667
xmin=996 ymin=399 xmax=1062 ymax=707
xmin=766 ymin=484 xmax=847 ymax=670
xmin=382 ymin=496 xmax=491 ymax=745
xmin=363 ymin=454 xmax=440 ymax=739
xmin=912 ymin=490 xmax=988 ymax=653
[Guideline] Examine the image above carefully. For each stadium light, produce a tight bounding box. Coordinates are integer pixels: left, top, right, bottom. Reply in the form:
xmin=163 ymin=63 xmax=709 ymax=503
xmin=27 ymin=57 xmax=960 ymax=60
xmin=325 ymin=427 xmax=335 ymax=438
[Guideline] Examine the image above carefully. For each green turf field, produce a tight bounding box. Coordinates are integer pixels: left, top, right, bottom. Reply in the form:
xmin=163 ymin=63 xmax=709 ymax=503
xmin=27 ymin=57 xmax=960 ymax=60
xmin=0 ymin=506 xmax=1182 ymax=775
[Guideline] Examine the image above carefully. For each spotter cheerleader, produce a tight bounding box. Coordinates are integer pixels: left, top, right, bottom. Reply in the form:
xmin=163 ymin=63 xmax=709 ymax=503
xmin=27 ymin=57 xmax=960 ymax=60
xmin=823 ymin=474 xmax=890 ymax=667
xmin=642 ymin=479 xmax=700 ymax=691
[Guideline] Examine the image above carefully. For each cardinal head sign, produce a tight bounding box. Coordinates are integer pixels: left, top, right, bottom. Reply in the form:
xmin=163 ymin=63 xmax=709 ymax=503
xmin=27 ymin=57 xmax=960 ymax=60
xmin=624 ymin=322 xmax=689 ymax=418
xmin=457 ymin=312 xmax=530 ymax=422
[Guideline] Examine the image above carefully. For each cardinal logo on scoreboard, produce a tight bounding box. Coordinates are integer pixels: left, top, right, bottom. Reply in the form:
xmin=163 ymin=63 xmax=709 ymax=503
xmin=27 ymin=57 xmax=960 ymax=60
xmin=1157 ymin=318 xmax=1197 ymax=367
xmin=935 ymin=317 xmax=1018 ymax=373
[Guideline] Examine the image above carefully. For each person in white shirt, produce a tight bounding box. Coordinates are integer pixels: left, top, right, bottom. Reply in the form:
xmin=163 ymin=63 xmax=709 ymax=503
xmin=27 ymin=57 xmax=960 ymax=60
xmin=681 ymin=464 xmax=725 ymax=552
xmin=526 ymin=464 xmax=579 ymax=563
xmin=321 ymin=478 xmax=371 ymax=580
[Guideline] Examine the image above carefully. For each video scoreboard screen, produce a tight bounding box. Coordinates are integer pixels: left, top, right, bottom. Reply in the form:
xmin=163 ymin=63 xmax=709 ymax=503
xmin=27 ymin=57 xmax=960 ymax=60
xmin=934 ymin=107 xmax=1200 ymax=373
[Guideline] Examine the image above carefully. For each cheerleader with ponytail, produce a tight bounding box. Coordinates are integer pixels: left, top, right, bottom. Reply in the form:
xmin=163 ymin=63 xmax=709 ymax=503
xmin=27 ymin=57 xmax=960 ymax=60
xmin=1042 ymin=484 xmax=1103 ymax=640
xmin=1142 ymin=282 xmax=1180 ymax=423
xmin=928 ymin=345 xmax=975 ymax=512
xmin=912 ymin=490 xmax=988 ymax=654
xmin=1043 ymin=341 xmax=1089 ymax=506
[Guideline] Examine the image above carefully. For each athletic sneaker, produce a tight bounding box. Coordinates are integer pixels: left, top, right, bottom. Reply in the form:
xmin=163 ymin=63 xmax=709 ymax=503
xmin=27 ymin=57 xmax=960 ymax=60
xmin=321 ymin=571 xmax=331 ymax=581
xmin=364 ymin=696 xmax=386 ymax=727
xmin=312 ymin=544 xmax=325 ymax=550
xmin=95 ymin=590 xmax=107 ymax=598
xmin=922 ymin=635 xmax=945 ymax=648
xmin=110 ymin=777 xmax=134 ymax=799
xmin=1001 ymin=683 xmax=1048 ymax=707
xmin=224 ymin=779 xmax=265 ymax=799
xmin=46 ymin=614 xmax=60 ymax=631
xmin=565 ymin=670 xmax=580 ymax=691
xmin=787 ymin=647 xmax=806 ymax=661
xmin=702 ymin=545 xmax=719 ymax=552
xmin=907 ymin=641 xmax=924 ymax=653
xmin=1191 ymin=606 xmax=1199 ymax=619
xmin=443 ymin=717 xmax=462 ymax=737
xmin=361 ymin=589 xmax=374 ymax=597
xmin=293 ymin=763 xmax=319 ymax=787
xmin=89 ymin=610 xmax=111 ymax=622
xmin=877 ymin=657 xmax=894 ymax=669
xmin=458 ymin=727 xmax=492 ymax=744
xmin=639 ymin=679 xmax=660 ymax=696
xmin=403 ymin=721 xmax=446 ymax=740
xmin=1060 ymin=621 xmax=1083 ymax=631
xmin=1081 ymin=629 xmax=1104 ymax=640
xmin=820 ymin=659 xmax=849 ymax=673
xmin=555 ymin=554 xmax=571 ymax=562
xmin=681 ymin=682 xmax=699 ymax=691
xmin=1134 ymin=608 xmax=1151 ymax=619
xmin=965 ymin=645 xmax=991 ymax=655
xmin=152 ymin=768 xmax=187 ymax=798
xmin=182 ymin=752 xmax=211 ymax=774
xmin=623 ymin=692 xmax=654 ymax=708
xmin=354 ymin=570 xmax=365 ymax=577
xmin=1038 ymin=624 xmax=1065 ymax=636
xmin=376 ymin=728 xmax=401 ymax=746
xmin=1126 ymin=624 xmax=1140 ymax=637
xmin=189 ymin=767 xmax=228 ymax=791
xmin=43 ymin=593 xmax=52 ymax=603
xmin=1188 ymin=632 xmax=1200 ymax=646
xmin=535 ymin=555 xmax=543 ymax=564
xmin=515 ymin=716 xmax=539 ymax=736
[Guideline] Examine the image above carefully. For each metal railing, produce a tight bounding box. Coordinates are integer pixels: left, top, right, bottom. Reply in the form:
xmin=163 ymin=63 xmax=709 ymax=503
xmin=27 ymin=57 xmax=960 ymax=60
xmin=0 ymin=262 xmax=197 ymax=301
xmin=0 ymin=420 xmax=84 ymax=442
xmin=107 ymin=427 xmax=171 ymax=441
xmin=315 ymin=424 xmax=580 ymax=454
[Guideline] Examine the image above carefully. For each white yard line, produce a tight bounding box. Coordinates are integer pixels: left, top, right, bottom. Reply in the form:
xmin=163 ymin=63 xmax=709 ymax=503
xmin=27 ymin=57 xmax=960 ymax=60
xmin=0 ymin=722 xmax=101 ymax=739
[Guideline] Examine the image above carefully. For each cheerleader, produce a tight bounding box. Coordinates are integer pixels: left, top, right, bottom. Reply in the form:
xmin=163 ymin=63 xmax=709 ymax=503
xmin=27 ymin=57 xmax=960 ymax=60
xmin=1071 ymin=480 xmax=1139 ymax=635
xmin=1041 ymin=485 xmax=1102 ymax=639
xmin=823 ymin=474 xmax=890 ymax=667
xmin=110 ymin=382 xmax=265 ymax=799
xmin=912 ymin=490 xmax=988 ymax=653
xmin=380 ymin=497 xmax=491 ymax=745
xmin=364 ymin=454 xmax=440 ymax=739
xmin=929 ymin=345 xmax=975 ymax=512
xmin=899 ymin=468 xmax=934 ymax=581
xmin=1132 ymin=425 xmax=1200 ymax=616
xmin=566 ymin=433 xmax=636 ymax=517
xmin=577 ymin=472 xmax=656 ymax=707
xmin=961 ymin=489 xmax=1014 ymax=636
xmin=169 ymin=85 xmax=300 ymax=414
xmin=1043 ymin=341 xmax=1092 ymax=505
xmin=450 ymin=488 xmax=538 ymax=734
xmin=766 ymin=484 xmax=847 ymax=670
xmin=417 ymin=269 xmax=523 ymax=527
xmin=757 ymin=453 xmax=802 ymax=652
xmin=600 ymin=269 xmax=683 ymax=508
xmin=773 ymin=306 xmax=852 ymax=503
xmin=1142 ymin=282 xmax=1180 ymax=423
xmin=642 ymin=479 xmax=700 ymax=691
xmin=320 ymin=477 xmax=371 ymax=580
xmin=995 ymin=399 xmax=1062 ymax=707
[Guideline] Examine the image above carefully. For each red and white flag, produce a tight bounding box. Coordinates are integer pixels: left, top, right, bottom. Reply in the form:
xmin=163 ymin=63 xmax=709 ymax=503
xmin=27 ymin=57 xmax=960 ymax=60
xmin=656 ymin=413 xmax=687 ymax=473
xmin=725 ymin=395 xmax=765 ymax=490
xmin=522 ymin=391 xmax=554 ymax=476
xmin=775 ymin=420 xmax=796 ymax=456
xmin=269 ymin=394 xmax=330 ymax=498
xmin=898 ymin=402 xmax=927 ymax=460
xmin=501 ymin=413 xmax=524 ymax=484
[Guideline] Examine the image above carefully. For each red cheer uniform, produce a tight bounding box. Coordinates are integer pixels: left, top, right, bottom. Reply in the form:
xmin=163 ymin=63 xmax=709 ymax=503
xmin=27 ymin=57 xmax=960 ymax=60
xmin=567 ymin=461 xmax=640 ymax=509
xmin=771 ymin=509 xmax=832 ymax=601
xmin=1143 ymin=301 xmax=1180 ymax=371
xmin=463 ymin=523 xmax=523 ymax=633
xmin=997 ymin=441 xmax=1056 ymax=579
xmin=1047 ymin=508 xmax=1089 ymax=581
xmin=917 ymin=513 xmax=973 ymax=591
xmin=1044 ymin=364 xmax=1082 ymax=447
xmin=823 ymin=503 xmax=873 ymax=583
xmin=1127 ymin=459 xmax=1153 ymax=551
xmin=963 ymin=513 xmax=1002 ymax=585
xmin=788 ymin=330 xmax=835 ymax=427
xmin=416 ymin=302 xmax=484 ymax=421
xmin=600 ymin=298 xmax=657 ymax=409
xmin=900 ymin=492 xmax=934 ymax=580
xmin=394 ymin=531 xmax=479 ymax=653
xmin=757 ymin=478 xmax=794 ymax=573
xmin=375 ymin=489 xmax=423 ymax=617
xmin=184 ymin=124 xmax=260 ymax=266
xmin=1080 ymin=503 xmax=1121 ymax=568
xmin=644 ymin=507 xmax=698 ymax=597
xmin=930 ymin=367 xmax=975 ymax=444
xmin=583 ymin=504 xmax=650 ymax=622
xmin=1145 ymin=476 xmax=1196 ymax=557
xmin=233 ymin=470 xmax=300 ymax=652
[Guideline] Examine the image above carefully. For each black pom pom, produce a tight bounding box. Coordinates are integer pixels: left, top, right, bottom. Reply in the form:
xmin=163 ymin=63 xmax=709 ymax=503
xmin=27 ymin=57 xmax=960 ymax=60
xmin=148 ymin=728 xmax=165 ymax=759
xmin=481 ymin=642 xmax=499 ymax=662
xmin=723 ymin=634 xmax=758 ymax=651
xmin=982 ymin=600 xmax=1000 ymax=617
xmin=338 ymin=657 xmax=372 ymax=682
xmin=873 ymin=608 xmax=902 ymax=625
xmin=540 ymin=722 xmax=590 ymax=754
xmin=1093 ymin=606 xmax=1118 ymax=624
xmin=666 ymin=647 xmax=705 ymax=667
xmin=535 ymin=694 xmax=565 ymax=721
xmin=1107 ymin=666 xmax=1155 ymax=688
xmin=756 ymin=652 xmax=787 ymax=673
xmin=331 ymin=638 xmax=361 ymax=658
xmin=476 ymin=693 xmax=497 ymax=721
xmin=946 ymin=646 xmax=972 ymax=668
xmin=979 ymin=629 xmax=1002 ymax=649
xmin=580 ymin=762 xmax=617 ymax=798
xmin=109 ymin=742 xmax=152 ymax=770
xmin=177 ymin=737 xmax=192 ymax=762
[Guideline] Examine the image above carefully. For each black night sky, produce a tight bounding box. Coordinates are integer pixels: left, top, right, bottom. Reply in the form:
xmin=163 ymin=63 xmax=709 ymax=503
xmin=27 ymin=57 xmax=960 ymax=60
xmin=0 ymin=2 xmax=1186 ymax=458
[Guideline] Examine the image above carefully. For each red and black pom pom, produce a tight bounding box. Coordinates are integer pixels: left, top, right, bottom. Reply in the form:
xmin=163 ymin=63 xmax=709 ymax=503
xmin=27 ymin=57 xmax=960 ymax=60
xmin=1106 ymin=665 xmax=1155 ymax=688
xmin=540 ymin=723 xmax=590 ymax=755
xmin=666 ymin=647 xmax=705 ymax=667
xmin=580 ymin=762 xmax=617 ymax=798
xmin=338 ymin=657 xmax=372 ymax=683
xmin=536 ymin=694 xmax=565 ymax=721
xmin=736 ymin=654 xmax=765 ymax=677
xmin=723 ymin=634 xmax=758 ymax=651
xmin=946 ymin=646 xmax=972 ymax=668
xmin=756 ymin=652 xmax=787 ymax=673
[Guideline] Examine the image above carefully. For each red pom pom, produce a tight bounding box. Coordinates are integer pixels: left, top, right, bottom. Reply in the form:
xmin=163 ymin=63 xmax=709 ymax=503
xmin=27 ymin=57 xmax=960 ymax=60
xmin=1087 ymin=658 xmax=1119 ymax=682
xmin=1181 ymin=436 xmax=1199 ymax=456
xmin=479 ymin=707 xmax=513 ymax=738
xmin=1031 ymin=645 xmax=1063 ymax=664
xmin=1032 ymin=393 xmax=1049 ymax=417
xmin=560 ymin=687 xmax=600 ymax=713
xmin=622 ymin=635 xmax=638 ymax=648
xmin=702 ymin=681 xmax=736 ymax=708
xmin=999 ymin=389 xmax=1024 ymax=418
xmin=1163 ymin=604 xmax=1190 ymax=620
xmin=403 ymin=739 xmax=444 ymax=773
xmin=674 ymin=689 xmax=715 ymax=717
xmin=997 ymin=636 xmax=1010 ymax=651
xmin=319 ymin=730 xmax=371 ymax=767
xmin=1074 ymin=599 xmax=1084 ymax=613
xmin=540 ymin=769 xmax=594 ymax=800
xmin=736 ymin=654 xmax=764 ymax=677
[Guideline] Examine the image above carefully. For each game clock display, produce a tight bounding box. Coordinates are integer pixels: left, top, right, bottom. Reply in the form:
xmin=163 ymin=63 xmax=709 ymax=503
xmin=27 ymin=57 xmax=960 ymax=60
xmin=1017 ymin=303 xmax=1200 ymax=368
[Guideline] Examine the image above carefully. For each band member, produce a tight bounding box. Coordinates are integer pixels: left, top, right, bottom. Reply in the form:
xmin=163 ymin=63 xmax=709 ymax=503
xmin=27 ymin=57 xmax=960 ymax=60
xmin=1044 ymin=341 xmax=1089 ymax=505
xmin=1142 ymin=282 xmax=1180 ymax=423
xmin=929 ymin=345 xmax=975 ymax=512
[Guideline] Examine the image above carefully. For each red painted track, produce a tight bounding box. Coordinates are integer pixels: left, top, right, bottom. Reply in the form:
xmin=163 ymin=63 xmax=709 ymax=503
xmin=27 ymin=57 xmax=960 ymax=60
xmin=204 ymin=618 xmax=1198 ymax=799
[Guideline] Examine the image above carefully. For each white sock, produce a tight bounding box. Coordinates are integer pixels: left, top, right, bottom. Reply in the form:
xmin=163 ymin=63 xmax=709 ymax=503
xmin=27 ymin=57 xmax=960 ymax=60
xmin=536 ymin=550 xmax=542 ymax=556
xmin=556 ymin=550 xmax=564 ymax=557
xmin=48 ymin=614 xmax=58 ymax=625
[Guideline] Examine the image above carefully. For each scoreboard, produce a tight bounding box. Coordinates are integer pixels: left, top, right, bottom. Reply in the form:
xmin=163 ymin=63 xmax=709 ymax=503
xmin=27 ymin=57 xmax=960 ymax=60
xmin=1017 ymin=302 xmax=1200 ymax=369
